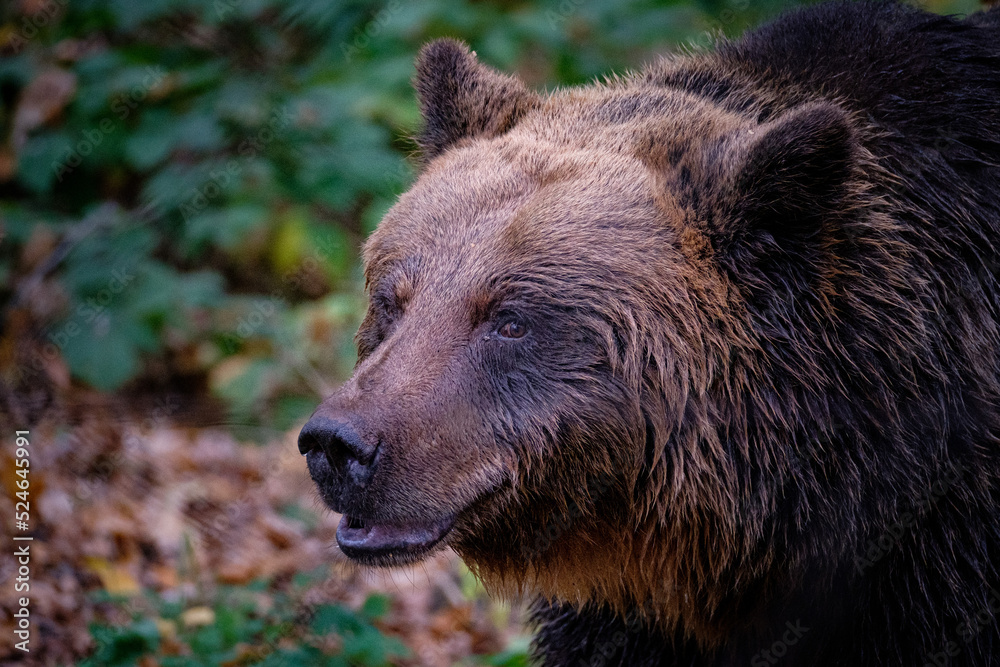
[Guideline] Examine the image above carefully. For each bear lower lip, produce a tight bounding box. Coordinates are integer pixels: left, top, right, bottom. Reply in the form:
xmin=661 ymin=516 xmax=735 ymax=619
xmin=336 ymin=514 xmax=455 ymax=565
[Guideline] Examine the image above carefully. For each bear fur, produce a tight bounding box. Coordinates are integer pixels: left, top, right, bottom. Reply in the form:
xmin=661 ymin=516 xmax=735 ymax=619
xmin=299 ymin=2 xmax=1000 ymax=665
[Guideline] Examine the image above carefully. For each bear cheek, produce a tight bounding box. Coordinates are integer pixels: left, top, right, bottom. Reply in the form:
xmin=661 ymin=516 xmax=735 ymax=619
xmin=380 ymin=433 xmax=493 ymax=512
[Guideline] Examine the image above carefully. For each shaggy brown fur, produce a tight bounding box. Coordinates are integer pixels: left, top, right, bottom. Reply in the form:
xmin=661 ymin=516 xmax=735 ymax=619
xmin=301 ymin=2 xmax=1000 ymax=664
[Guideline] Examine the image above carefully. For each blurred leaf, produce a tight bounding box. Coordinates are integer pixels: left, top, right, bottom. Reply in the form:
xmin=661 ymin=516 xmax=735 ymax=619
xmin=360 ymin=593 xmax=391 ymax=620
xmin=310 ymin=604 xmax=354 ymax=635
xmin=272 ymin=394 xmax=316 ymax=431
xmin=124 ymin=109 xmax=178 ymax=169
xmin=480 ymin=635 xmax=532 ymax=667
xmin=125 ymin=109 xmax=225 ymax=169
xmin=107 ymin=0 xmax=181 ymax=30
xmin=182 ymin=203 xmax=270 ymax=254
xmin=84 ymin=557 xmax=142 ymax=596
xmin=271 ymin=206 xmax=310 ymax=273
xmin=0 ymin=54 xmax=34 ymax=86
xmin=212 ymin=356 xmax=275 ymax=417
xmin=59 ymin=308 xmax=149 ymax=390
xmin=16 ymin=130 xmax=73 ymax=193
xmin=82 ymin=618 xmax=160 ymax=667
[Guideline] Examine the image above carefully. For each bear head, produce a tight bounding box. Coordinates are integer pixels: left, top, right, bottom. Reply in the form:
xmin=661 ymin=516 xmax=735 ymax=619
xmin=300 ymin=39 xmax=871 ymax=635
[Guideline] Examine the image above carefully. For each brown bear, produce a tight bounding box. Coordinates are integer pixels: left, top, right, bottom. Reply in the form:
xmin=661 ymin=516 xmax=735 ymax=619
xmin=298 ymin=2 xmax=1000 ymax=664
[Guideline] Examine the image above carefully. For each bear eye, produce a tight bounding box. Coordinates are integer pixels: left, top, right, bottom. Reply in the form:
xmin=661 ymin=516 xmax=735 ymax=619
xmin=373 ymin=286 xmax=404 ymax=323
xmin=497 ymin=318 xmax=528 ymax=340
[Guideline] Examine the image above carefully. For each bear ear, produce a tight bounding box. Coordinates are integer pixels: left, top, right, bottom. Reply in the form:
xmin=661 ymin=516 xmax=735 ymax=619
xmin=714 ymin=102 xmax=859 ymax=254
xmin=414 ymin=39 xmax=540 ymax=161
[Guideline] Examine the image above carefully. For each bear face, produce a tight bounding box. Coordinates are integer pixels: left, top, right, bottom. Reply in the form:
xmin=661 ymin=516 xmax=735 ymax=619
xmin=303 ymin=62 xmax=693 ymax=572
xmin=300 ymin=39 xmax=872 ymax=621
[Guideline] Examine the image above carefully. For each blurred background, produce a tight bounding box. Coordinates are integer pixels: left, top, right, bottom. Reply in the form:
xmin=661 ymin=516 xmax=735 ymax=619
xmin=0 ymin=0 xmax=984 ymax=664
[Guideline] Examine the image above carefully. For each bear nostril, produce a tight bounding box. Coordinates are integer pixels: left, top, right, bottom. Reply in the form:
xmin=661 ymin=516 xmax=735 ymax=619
xmin=297 ymin=428 xmax=321 ymax=456
xmin=297 ymin=416 xmax=377 ymax=471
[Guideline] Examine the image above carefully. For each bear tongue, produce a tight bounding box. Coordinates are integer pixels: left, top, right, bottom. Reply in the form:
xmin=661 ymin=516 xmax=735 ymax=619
xmin=336 ymin=514 xmax=454 ymax=563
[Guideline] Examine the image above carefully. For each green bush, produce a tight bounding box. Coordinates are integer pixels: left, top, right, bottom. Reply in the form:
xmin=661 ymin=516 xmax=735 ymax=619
xmin=82 ymin=573 xmax=408 ymax=666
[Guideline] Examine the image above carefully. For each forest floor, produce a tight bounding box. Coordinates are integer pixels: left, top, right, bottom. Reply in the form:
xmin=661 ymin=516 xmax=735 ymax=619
xmin=0 ymin=392 xmax=528 ymax=666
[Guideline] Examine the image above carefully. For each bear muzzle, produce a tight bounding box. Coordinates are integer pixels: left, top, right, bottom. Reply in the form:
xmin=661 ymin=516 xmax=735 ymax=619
xmin=298 ymin=416 xmax=378 ymax=484
xmin=298 ymin=414 xmax=457 ymax=565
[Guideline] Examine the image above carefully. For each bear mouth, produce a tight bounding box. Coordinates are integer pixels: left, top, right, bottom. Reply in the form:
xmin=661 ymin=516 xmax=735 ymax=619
xmin=336 ymin=513 xmax=455 ymax=566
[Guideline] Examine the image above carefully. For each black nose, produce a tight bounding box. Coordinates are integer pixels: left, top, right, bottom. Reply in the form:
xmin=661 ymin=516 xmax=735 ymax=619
xmin=298 ymin=416 xmax=378 ymax=473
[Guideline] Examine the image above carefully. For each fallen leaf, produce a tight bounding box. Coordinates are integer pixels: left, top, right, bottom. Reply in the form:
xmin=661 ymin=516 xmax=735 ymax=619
xmin=153 ymin=617 xmax=177 ymax=640
xmin=84 ymin=556 xmax=140 ymax=596
xmin=181 ymin=606 xmax=215 ymax=628
xmin=12 ymin=68 xmax=76 ymax=150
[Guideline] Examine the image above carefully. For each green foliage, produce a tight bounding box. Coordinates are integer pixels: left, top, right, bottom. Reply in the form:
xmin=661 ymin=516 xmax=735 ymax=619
xmin=477 ymin=636 xmax=531 ymax=667
xmin=0 ymin=0 xmax=983 ymax=426
xmin=85 ymin=618 xmax=161 ymax=667
xmin=81 ymin=574 xmax=408 ymax=667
